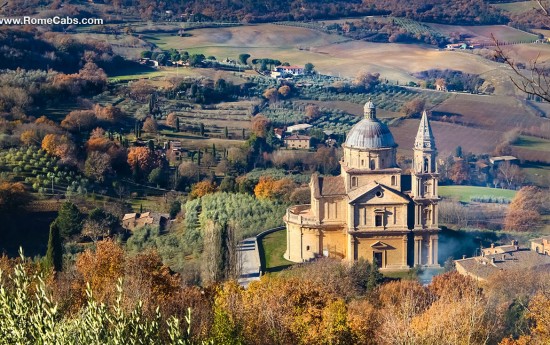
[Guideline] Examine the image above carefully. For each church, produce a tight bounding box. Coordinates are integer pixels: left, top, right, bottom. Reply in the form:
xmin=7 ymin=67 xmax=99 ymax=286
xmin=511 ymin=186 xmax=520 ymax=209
xmin=284 ymin=101 xmax=440 ymax=269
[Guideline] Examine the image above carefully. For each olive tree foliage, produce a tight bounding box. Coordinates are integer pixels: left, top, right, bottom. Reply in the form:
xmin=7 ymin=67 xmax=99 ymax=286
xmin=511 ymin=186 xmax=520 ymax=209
xmin=0 ymin=252 xmax=210 ymax=345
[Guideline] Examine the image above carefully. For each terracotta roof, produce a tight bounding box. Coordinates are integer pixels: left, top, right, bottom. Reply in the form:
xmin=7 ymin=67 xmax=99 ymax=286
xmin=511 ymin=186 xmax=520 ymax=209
xmin=456 ymin=250 xmax=550 ymax=280
xmin=311 ymin=174 xmax=345 ymax=198
xmin=285 ymin=134 xmax=311 ymax=141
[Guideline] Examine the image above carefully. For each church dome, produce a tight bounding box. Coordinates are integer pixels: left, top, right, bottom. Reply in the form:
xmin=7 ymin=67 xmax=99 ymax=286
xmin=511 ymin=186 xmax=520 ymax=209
xmin=345 ymin=101 xmax=396 ymax=149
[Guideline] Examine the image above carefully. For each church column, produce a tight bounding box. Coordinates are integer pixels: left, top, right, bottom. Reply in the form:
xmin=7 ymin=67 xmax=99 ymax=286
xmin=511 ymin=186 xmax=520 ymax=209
xmin=347 ymin=233 xmax=355 ymax=262
xmin=402 ymin=235 xmax=408 ymax=268
xmin=428 ymin=236 xmax=433 ymax=265
xmin=414 ymin=236 xmax=423 ymax=266
xmin=431 ymin=235 xmax=439 ymax=266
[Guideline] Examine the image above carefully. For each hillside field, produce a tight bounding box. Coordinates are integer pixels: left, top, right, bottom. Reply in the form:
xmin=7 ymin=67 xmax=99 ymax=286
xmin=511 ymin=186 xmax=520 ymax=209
xmin=143 ymin=23 xmax=508 ymax=85
xmin=439 ymin=185 xmax=517 ymax=203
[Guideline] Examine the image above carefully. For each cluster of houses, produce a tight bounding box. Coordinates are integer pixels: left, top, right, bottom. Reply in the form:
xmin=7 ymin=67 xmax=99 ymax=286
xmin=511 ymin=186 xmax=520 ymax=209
xmin=455 ymin=236 xmax=550 ymax=281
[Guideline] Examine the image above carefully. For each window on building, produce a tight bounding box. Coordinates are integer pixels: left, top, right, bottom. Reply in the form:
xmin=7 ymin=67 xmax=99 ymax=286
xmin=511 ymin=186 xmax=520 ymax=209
xmin=424 ymin=184 xmax=430 ymax=195
xmin=375 ymin=214 xmax=383 ymax=227
xmin=424 ymin=157 xmax=429 ymax=173
xmin=391 ymin=176 xmax=396 ymax=186
xmin=351 ymin=176 xmax=358 ymax=187
xmin=306 ymin=245 xmax=310 ymax=251
xmin=370 ymin=159 xmax=375 ymax=170
xmin=361 ymin=159 xmax=364 ymax=166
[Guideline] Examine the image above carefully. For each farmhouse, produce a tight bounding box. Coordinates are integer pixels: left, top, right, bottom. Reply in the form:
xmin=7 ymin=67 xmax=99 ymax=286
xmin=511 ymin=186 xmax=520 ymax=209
xmin=489 ymin=155 xmax=518 ymax=165
xmin=286 ymin=123 xmax=312 ymax=133
xmin=284 ymin=134 xmax=311 ymax=149
xmin=274 ymin=65 xmax=305 ymax=76
xmin=284 ymin=101 xmax=440 ymax=269
xmin=122 ymin=212 xmax=169 ymax=231
xmin=455 ymin=239 xmax=550 ymax=281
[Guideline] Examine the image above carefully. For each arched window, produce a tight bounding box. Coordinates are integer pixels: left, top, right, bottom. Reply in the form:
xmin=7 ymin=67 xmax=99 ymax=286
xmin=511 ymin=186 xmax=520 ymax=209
xmin=351 ymin=176 xmax=358 ymax=187
xmin=424 ymin=157 xmax=429 ymax=173
xmin=361 ymin=159 xmax=364 ymax=166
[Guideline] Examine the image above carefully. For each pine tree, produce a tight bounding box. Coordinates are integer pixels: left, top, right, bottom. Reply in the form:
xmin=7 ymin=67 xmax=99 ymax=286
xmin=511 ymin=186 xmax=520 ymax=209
xmin=45 ymin=220 xmax=63 ymax=272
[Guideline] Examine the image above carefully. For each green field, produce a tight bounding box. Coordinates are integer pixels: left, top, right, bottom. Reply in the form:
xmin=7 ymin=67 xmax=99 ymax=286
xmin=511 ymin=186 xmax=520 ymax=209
xmin=493 ymin=1 xmax=538 ymax=14
xmin=259 ymin=229 xmax=294 ymax=273
xmin=514 ymin=135 xmax=550 ymax=152
xmin=439 ymin=185 xmax=517 ymax=203
xmin=521 ymin=162 xmax=550 ymax=186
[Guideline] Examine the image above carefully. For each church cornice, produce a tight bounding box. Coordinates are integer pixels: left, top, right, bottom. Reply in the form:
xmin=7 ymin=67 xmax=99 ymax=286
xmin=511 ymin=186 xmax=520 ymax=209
xmin=343 ymin=166 xmax=402 ymax=174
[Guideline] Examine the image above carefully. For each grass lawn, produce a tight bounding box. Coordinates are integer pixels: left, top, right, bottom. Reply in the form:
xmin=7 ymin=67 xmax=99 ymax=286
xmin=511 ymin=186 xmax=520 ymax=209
xmin=259 ymin=228 xmax=294 ymax=273
xmin=521 ymin=162 xmax=550 ymax=186
xmin=493 ymin=1 xmax=538 ymax=14
xmin=514 ymin=135 xmax=550 ymax=152
xmin=439 ymin=185 xmax=517 ymax=203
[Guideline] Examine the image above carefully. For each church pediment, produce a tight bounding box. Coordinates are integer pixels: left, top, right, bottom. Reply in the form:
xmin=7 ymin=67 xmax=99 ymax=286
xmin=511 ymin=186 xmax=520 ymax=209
xmin=348 ymin=183 xmax=409 ymax=205
xmin=370 ymin=241 xmax=395 ymax=250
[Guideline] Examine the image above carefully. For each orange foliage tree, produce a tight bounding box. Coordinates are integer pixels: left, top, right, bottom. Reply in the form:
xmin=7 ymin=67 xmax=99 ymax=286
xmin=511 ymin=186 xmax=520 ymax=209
xmin=190 ymin=180 xmax=217 ymax=199
xmin=127 ymin=146 xmax=160 ymax=176
xmin=41 ymin=133 xmax=75 ymax=161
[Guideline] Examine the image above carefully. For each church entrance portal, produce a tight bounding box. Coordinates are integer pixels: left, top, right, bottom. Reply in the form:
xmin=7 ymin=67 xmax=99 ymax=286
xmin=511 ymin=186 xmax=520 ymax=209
xmin=373 ymin=252 xmax=383 ymax=267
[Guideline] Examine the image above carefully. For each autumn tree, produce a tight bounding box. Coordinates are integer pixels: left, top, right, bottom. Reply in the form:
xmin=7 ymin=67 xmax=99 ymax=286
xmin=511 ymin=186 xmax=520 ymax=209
xmin=263 ymin=87 xmax=278 ymax=102
xmin=305 ymin=104 xmax=321 ymax=120
xmin=0 ymin=181 xmax=32 ymax=213
xmin=251 ymin=114 xmax=270 ymax=138
xmin=178 ymin=161 xmax=200 ymax=185
xmin=190 ymin=180 xmax=217 ymax=199
xmin=504 ymin=186 xmax=547 ymax=232
xmin=129 ymin=79 xmax=155 ymax=102
xmin=20 ymin=129 xmax=40 ymax=146
xmin=401 ymin=98 xmax=426 ymax=118
xmin=353 ymin=71 xmax=380 ymax=91
xmin=41 ymin=134 xmax=76 ymax=162
xmin=449 ymin=159 xmax=470 ymax=185
xmin=84 ymin=151 xmax=112 ymax=182
xmin=127 ymin=146 xmax=160 ymax=177
xmin=61 ymin=110 xmax=97 ymax=132
xmin=166 ymin=112 xmax=177 ymax=128
xmin=94 ymin=104 xmax=124 ymax=123
xmin=75 ymin=239 xmax=125 ymax=304
xmin=278 ymin=85 xmax=291 ymax=98
xmin=142 ymin=116 xmax=158 ymax=133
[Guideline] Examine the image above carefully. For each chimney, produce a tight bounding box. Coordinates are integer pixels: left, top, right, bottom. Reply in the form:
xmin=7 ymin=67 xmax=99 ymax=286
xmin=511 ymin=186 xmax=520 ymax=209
xmin=502 ymin=254 xmax=506 ymax=260
xmin=462 ymin=255 xmax=467 ymax=260
xmin=491 ymin=243 xmax=495 ymax=249
xmin=491 ymin=257 xmax=496 ymax=265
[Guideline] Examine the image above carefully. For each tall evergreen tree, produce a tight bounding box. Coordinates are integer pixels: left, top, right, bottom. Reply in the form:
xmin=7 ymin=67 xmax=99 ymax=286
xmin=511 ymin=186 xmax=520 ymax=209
xmin=45 ymin=220 xmax=63 ymax=272
xmin=55 ymin=202 xmax=83 ymax=238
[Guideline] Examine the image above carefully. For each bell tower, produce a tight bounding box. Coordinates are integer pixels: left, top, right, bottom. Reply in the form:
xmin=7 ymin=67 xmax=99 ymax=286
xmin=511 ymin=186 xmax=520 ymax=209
xmin=411 ymin=111 xmax=440 ymax=266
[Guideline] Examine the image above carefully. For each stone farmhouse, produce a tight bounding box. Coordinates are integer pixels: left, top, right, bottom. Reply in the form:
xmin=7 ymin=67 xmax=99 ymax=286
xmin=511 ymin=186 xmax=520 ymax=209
xmin=284 ymin=101 xmax=440 ymax=270
xmin=284 ymin=134 xmax=311 ymax=150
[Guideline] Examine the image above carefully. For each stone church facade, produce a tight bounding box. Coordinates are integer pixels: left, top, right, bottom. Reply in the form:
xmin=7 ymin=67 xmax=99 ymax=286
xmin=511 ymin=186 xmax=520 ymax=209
xmin=284 ymin=101 xmax=440 ymax=269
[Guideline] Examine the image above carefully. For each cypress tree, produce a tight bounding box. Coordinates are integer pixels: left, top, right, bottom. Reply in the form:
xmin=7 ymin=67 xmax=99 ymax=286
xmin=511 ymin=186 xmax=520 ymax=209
xmin=45 ymin=220 xmax=63 ymax=272
xmin=224 ymin=126 xmax=229 ymax=138
xmin=176 ymin=117 xmax=180 ymax=132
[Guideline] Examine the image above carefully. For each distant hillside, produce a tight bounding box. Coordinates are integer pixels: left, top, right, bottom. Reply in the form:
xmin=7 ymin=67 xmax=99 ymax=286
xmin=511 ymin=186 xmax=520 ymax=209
xmin=2 ymin=0 xmax=508 ymax=25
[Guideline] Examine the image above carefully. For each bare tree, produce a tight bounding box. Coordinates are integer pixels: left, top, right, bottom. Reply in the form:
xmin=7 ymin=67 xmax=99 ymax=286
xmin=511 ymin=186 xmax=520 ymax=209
xmin=494 ymin=1 xmax=550 ymax=101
